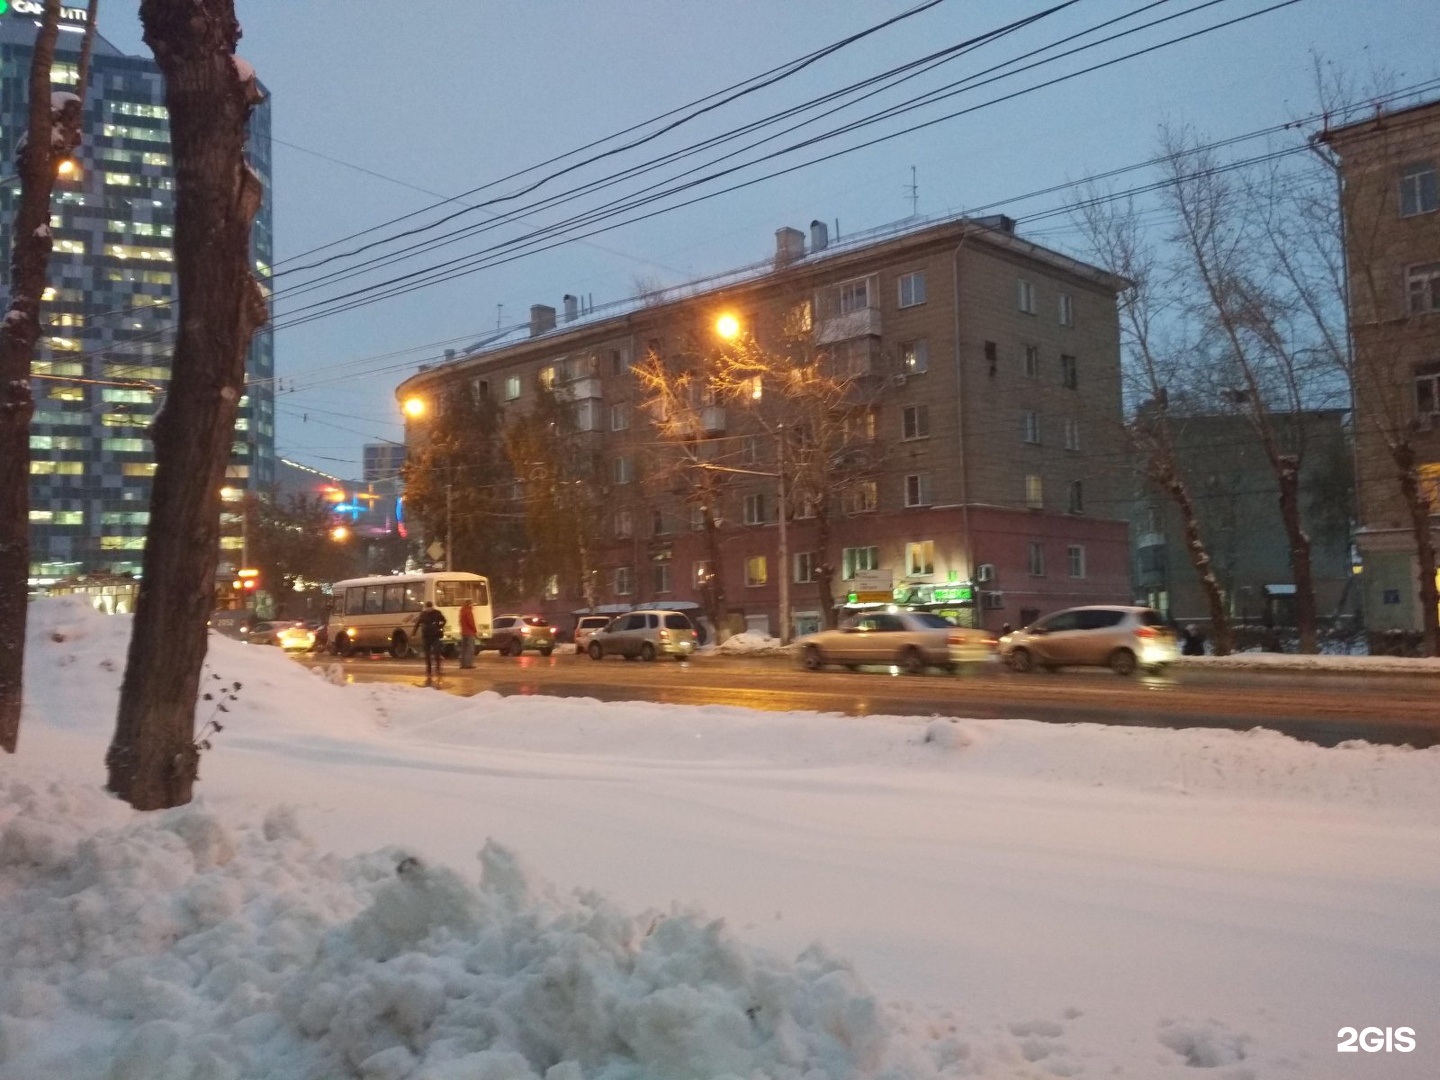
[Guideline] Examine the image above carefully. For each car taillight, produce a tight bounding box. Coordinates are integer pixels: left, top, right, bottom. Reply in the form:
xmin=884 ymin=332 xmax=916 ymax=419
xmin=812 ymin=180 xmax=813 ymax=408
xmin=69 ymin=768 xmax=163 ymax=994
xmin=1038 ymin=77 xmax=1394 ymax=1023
xmin=1135 ymin=625 xmax=1159 ymax=639
xmin=520 ymin=625 xmax=530 ymax=634
xmin=948 ymin=633 xmax=965 ymax=645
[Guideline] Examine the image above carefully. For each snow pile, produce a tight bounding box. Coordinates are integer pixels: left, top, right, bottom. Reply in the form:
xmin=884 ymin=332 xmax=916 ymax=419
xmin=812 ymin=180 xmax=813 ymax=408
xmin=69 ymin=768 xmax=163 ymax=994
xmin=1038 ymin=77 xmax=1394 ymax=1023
xmin=1176 ymin=651 xmax=1440 ymax=674
xmin=715 ymin=632 xmax=788 ymax=657
xmin=0 ymin=773 xmax=937 ymax=1080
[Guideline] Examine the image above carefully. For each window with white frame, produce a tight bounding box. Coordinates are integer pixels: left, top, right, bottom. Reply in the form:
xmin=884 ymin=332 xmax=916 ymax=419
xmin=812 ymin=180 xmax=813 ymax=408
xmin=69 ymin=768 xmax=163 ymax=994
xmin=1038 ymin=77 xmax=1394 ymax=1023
xmin=1023 ymin=410 xmax=1040 ymax=444
xmin=905 ymin=539 xmax=934 ymax=577
xmin=829 ymin=338 xmax=874 ymax=379
xmin=1058 ymin=291 xmax=1074 ymax=327
xmin=745 ymin=555 xmax=768 ymax=587
xmin=1407 ymin=263 xmax=1440 ymax=315
xmin=902 ymin=404 xmax=930 ymax=440
xmin=1024 ymin=344 xmax=1040 ymax=378
xmin=793 ymin=551 xmax=818 ymax=583
xmin=744 ymin=492 xmax=771 ymax=525
xmin=901 ymin=338 xmax=928 ymax=374
xmin=1017 ymin=278 xmax=1036 ymax=314
xmin=614 ymin=566 xmax=634 ymax=595
xmin=837 ymin=277 xmax=870 ymax=314
xmin=690 ymin=503 xmax=706 ymax=530
xmin=1400 ymin=162 xmax=1438 ymax=217
xmin=898 ymin=270 xmax=927 ymax=308
xmin=612 ymin=456 xmax=634 ymax=484
xmin=741 ymin=435 xmax=759 ymax=463
xmin=793 ymin=492 xmax=817 ymax=519
xmin=538 ymin=364 xmax=558 ymax=389
xmin=1064 ymin=416 xmax=1080 ymax=451
xmin=1068 ymin=544 xmax=1086 ymax=578
xmin=1025 ymin=474 xmax=1043 ymax=509
xmin=609 ymin=346 xmax=630 ymax=376
xmin=842 ymin=480 xmax=877 ymax=514
xmin=504 ymin=375 xmax=522 ymax=401
xmin=842 ymin=545 xmax=879 ymax=579
xmin=610 ymin=402 xmax=630 ymax=430
xmin=1068 ymin=479 xmax=1084 ymax=514
xmin=904 ymin=473 xmax=931 ymax=507
xmin=1028 ymin=541 xmax=1045 ymax=577
xmin=1416 ymin=368 xmax=1440 ymax=420
xmin=652 ymin=559 xmax=672 ymax=594
xmin=1061 ymin=354 xmax=1078 ymax=388
xmin=614 ymin=509 xmax=633 ymax=539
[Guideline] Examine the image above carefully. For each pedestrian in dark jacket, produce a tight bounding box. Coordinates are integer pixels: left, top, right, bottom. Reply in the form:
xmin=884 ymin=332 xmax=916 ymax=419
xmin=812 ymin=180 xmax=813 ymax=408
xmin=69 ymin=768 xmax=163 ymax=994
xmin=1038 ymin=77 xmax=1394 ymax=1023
xmin=416 ymin=601 xmax=446 ymax=681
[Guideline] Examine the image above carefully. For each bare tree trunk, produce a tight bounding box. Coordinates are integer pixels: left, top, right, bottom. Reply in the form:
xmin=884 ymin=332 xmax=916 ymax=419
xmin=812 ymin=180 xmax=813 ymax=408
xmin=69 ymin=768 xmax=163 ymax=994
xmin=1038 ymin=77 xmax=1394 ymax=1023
xmin=0 ymin=0 xmax=84 ymax=754
xmin=1272 ymin=453 xmax=1318 ymax=652
xmin=1392 ymin=443 xmax=1440 ymax=656
xmin=813 ymin=506 xmax=838 ymax=629
xmin=106 ymin=0 xmax=266 ymax=809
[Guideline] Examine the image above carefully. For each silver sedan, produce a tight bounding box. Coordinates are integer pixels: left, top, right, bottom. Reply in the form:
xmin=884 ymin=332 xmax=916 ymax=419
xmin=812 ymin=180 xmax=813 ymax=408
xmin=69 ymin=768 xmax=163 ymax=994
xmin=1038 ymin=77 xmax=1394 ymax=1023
xmin=796 ymin=611 xmax=958 ymax=675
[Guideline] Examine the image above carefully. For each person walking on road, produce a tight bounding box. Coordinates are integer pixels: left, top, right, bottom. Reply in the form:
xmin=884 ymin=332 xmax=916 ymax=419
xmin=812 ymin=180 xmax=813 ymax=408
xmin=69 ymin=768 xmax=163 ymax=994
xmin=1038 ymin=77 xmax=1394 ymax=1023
xmin=458 ymin=598 xmax=478 ymax=669
xmin=416 ymin=601 xmax=447 ymax=683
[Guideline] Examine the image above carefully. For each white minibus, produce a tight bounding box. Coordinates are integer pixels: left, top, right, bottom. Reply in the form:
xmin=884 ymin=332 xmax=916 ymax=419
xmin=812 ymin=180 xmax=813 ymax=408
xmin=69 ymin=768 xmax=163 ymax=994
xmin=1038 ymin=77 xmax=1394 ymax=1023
xmin=327 ymin=572 xmax=491 ymax=658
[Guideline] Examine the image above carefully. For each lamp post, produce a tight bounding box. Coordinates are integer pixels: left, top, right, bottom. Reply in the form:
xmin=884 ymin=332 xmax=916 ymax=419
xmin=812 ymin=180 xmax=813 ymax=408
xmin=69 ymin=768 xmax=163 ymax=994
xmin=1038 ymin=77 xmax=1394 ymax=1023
xmin=402 ymin=393 xmax=452 ymax=571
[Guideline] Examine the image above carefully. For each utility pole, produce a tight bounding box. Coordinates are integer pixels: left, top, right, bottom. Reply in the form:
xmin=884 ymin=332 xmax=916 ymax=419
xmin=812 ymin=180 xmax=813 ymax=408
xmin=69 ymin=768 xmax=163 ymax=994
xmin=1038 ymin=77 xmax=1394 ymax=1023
xmin=445 ymin=480 xmax=453 ymax=572
xmin=776 ymin=424 xmax=789 ymax=645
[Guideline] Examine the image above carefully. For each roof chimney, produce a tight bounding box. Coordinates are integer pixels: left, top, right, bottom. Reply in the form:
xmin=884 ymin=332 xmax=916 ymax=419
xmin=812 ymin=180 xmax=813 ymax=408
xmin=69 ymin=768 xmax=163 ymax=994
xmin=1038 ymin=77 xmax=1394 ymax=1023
xmin=562 ymin=293 xmax=579 ymax=322
xmin=529 ymin=304 xmax=556 ymax=337
xmin=809 ymin=219 xmax=828 ymax=253
xmin=774 ymin=226 xmax=805 ymax=269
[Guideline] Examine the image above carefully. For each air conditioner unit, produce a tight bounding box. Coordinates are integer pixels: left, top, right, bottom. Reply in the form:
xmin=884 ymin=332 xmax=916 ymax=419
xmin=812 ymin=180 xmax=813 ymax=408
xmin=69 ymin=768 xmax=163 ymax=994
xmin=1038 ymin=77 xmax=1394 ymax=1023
xmin=975 ymin=563 xmax=996 ymax=583
xmin=890 ymin=373 xmax=907 ymax=387
xmin=983 ymin=591 xmax=1005 ymax=610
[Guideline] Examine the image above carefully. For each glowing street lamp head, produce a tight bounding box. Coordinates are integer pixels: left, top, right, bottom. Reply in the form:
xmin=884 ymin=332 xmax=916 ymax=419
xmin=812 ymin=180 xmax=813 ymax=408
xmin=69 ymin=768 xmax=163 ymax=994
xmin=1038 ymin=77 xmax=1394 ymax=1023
xmin=56 ymin=157 xmax=78 ymax=179
xmin=330 ymin=526 xmax=350 ymax=542
xmin=402 ymin=396 xmax=426 ymax=418
xmin=715 ymin=313 xmax=740 ymax=341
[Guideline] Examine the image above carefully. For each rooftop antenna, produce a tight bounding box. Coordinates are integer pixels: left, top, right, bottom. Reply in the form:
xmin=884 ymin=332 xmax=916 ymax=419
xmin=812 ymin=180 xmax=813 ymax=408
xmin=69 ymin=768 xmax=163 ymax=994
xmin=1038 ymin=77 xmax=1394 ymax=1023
xmin=906 ymin=165 xmax=919 ymax=217
xmin=495 ymin=303 xmax=503 ymax=330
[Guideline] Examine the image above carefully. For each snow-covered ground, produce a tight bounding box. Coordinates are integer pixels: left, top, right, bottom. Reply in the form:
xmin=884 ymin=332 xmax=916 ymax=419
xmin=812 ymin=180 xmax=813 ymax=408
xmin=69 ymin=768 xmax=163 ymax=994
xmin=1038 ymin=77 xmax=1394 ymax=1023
xmin=1174 ymin=651 xmax=1440 ymax=674
xmin=3 ymin=598 xmax=1438 ymax=1079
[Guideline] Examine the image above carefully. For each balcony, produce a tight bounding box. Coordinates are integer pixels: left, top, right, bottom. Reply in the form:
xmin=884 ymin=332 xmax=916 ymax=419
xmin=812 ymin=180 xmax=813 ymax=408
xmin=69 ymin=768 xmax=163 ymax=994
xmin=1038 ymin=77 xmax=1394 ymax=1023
xmin=556 ymin=376 xmax=602 ymax=402
xmin=815 ymin=306 xmax=882 ymax=345
xmin=700 ymin=405 xmax=726 ymax=435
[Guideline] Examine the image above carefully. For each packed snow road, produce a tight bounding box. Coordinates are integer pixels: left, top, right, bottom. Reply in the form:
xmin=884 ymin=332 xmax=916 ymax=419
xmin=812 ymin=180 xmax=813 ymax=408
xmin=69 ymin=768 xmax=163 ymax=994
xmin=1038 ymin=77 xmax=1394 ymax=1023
xmin=293 ymin=649 xmax=1440 ymax=748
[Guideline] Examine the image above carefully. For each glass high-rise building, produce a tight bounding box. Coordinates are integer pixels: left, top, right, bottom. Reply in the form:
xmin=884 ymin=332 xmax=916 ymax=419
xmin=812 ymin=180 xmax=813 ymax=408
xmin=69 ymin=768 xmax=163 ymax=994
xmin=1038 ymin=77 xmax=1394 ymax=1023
xmin=0 ymin=6 xmax=274 ymax=583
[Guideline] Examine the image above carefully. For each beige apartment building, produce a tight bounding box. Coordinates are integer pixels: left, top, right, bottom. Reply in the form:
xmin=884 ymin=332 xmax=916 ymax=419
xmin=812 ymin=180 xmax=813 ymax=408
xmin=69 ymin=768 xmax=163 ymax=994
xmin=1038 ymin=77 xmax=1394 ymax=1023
xmin=396 ymin=214 xmax=1132 ymax=638
xmin=1321 ymin=99 xmax=1440 ymax=634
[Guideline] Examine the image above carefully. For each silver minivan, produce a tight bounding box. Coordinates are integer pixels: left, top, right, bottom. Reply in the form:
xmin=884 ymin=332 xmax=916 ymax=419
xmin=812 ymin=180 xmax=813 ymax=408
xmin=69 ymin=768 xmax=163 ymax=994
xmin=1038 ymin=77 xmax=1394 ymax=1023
xmin=1003 ymin=605 xmax=1177 ymax=675
xmin=587 ymin=610 xmax=697 ymax=661
xmin=574 ymin=615 xmax=613 ymax=651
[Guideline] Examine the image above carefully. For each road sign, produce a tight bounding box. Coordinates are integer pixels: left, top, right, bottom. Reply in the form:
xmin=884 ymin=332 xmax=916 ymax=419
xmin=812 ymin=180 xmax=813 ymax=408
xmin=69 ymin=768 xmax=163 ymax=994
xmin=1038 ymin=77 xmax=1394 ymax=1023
xmin=426 ymin=541 xmax=445 ymax=563
xmin=851 ymin=569 xmax=892 ymax=592
xmin=849 ymin=591 xmax=894 ymax=604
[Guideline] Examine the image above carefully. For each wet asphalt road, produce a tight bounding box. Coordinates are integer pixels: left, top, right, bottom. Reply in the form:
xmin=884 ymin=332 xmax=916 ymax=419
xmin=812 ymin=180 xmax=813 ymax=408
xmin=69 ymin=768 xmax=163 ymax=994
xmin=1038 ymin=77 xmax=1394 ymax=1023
xmin=291 ymin=650 xmax=1440 ymax=749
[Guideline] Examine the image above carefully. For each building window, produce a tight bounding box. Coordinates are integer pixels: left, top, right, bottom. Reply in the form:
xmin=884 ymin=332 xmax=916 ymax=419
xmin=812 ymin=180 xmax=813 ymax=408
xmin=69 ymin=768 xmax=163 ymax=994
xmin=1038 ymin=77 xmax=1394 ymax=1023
xmin=504 ymin=375 xmax=522 ymax=401
xmin=745 ymin=555 xmax=768 ymax=587
xmin=1068 ymin=544 xmax=1086 ymax=578
xmin=904 ymin=473 xmax=931 ymax=507
xmin=1025 ymin=474 xmax=1043 ymax=509
xmin=652 ymin=508 xmax=674 ymax=536
xmin=652 ymin=560 xmax=672 ymax=594
xmin=901 ymin=339 xmax=928 ymax=374
xmin=829 ymin=338 xmax=873 ymax=379
xmin=690 ymin=504 xmax=706 ymax=531
xmin=902 ymin=404 xmax=930 ymax=440
xmin=612 ymin=456 xmax=634 ymax=484
xmin=1023 ymin=410 xmax=1040 ymax=444
xmin=693 ymin=560 xmax=713 ymax=589
xmin=741 ymin=435 xmax=760 ymax=463
xmin=1407 ymin=263 xmax=1440 ymax=315
xmin=1060 ymin=354 xmax=1078 ymax=388
xmin=985 ymin=340 xmax=998 ymax=376
xmin=1415 ymin=369 xmax=1440 ymax=420
xmin=905 ymin=540 xmax=934 ymax=577
xmin=1028 ymin=541 xmax=1046 ymax=577
xmin=614 ymin=509 xmax=633 ymax=539
xmin=543 ymin=575 xmax=560 ymax=600
xmin=614 ymin=566 xmax=633 ymax=596
xmin=1024 ymin=344 xmax=1040 ymax=378
xmin=1068 ymin=479 xmax=1084 ymax=514
xmin=842 ymin=546 xmax=879 ymax=579
xmin=610 ymin=402 xmax=630 ymax=430
xmin=609 ymin=347 xmax=629 ymax=375
xmin=793 ymin=551 xmax=818 ymax=583
xmin=1058 ymin=292 xmax=1074 ymax=327
xmin=837 ymin=277 xmax=870 ymax=314
xmin=1064 ymin=417 xmax=1080 ymax=451
xmin=898 ymin=271 xmax=926 ymax=308
xmin=1400 ymin=162 xmax=1438 ymax=217
xmin=1017 ymin=278 xmax=1036 ymax=314
xmin=743 ymin=492 xmax=771 ymax=525
xmin=842 ymin=480 xmax=877 ymax=514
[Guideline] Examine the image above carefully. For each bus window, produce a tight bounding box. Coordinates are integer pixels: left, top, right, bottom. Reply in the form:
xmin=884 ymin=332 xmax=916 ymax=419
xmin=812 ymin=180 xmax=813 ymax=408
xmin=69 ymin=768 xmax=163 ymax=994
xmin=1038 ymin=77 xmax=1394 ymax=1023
xmin=435 ymin=579 xmax=488 ymax=607
xmin=383 ymin=583 xmax=405 ymax=613
xmin=364 ymin=584 xmax=385 ymax=614
xmin=403 ymin=582 xmax=425 ymax=612
xmin=344 ymin=587 xmax=364 ymax=616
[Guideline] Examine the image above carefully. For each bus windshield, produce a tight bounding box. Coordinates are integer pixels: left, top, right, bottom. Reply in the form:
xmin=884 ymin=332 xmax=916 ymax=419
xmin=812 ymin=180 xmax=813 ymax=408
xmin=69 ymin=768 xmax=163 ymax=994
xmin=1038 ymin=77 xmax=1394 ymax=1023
xmin=434 ymin=578 xmax=489 ymax=607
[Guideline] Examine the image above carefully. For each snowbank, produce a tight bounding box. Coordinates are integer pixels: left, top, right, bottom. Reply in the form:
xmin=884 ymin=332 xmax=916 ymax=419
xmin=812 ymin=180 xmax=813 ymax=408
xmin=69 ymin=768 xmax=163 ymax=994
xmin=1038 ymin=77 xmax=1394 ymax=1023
xmin=714 ymin=632 xmax=790 ymax=657
xmin=1175 ymin=651 xmax=1440 ymax=674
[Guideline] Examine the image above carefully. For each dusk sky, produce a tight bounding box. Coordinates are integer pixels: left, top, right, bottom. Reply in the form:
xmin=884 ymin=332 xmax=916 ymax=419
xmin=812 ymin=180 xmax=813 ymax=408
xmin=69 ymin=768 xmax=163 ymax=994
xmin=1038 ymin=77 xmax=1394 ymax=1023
xmin=101 ymin=0 xmax=1440 ymax=478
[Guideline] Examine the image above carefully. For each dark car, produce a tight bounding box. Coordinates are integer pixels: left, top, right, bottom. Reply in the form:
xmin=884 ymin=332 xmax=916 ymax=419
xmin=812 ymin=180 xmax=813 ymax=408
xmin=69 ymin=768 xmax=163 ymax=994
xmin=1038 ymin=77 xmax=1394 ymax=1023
xmin=481 ymin=614 xmax=556 ymax=656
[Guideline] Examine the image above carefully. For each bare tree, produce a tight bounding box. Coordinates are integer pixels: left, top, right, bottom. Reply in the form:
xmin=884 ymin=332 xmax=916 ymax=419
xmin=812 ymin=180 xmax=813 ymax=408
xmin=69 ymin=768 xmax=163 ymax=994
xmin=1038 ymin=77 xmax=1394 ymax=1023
xmin=1074 ymin=190 xmax=1234 ymax=654
xmin=106 ymin=0 xmax=267 ymax=809
xmin=0 ymin=0 xmax=94 ymax=753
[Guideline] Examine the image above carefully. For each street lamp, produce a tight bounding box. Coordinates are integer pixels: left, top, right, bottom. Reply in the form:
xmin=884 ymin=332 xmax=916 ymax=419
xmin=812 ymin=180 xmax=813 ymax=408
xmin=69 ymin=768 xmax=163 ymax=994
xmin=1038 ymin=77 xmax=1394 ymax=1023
xmin=402 ymin=395 xmax=426 ymax=419
xmin=330 ymin=525 xmax=350 ymax=542
xmin=715 ymin=313 xmax=740 ymax=341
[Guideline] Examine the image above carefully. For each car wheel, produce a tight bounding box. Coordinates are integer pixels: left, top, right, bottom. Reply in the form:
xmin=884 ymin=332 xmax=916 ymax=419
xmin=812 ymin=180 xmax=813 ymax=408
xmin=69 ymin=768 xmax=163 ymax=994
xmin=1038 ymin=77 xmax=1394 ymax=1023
xmin=588 ymin=641 xmax=604 ymax=661
xmin=539 ymin=646 xmax=554 ymax=657
xmin=507 ymin=638 xmax=524 ymax=657
xmin=389 ymin=631 xmax=411 ymax=659
xmin=1109 ymin=648 xmax=1138 ymax=677
xmin=640 ymin=642 xmax=656 ymax=662
xmin=335 ymin=633 xmax=354 ymax=658
xmin=802 ymin=645 xmax=825 ymax=671
xmin=900 ymin=646 xmax=926 ymax=675
xmin=1009 ymin=647 xmax=1033 ymax=673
